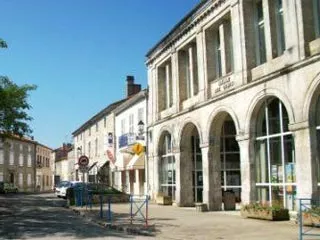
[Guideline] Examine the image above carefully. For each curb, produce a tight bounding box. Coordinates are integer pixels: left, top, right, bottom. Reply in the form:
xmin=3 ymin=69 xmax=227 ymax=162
xmin=71 ymin=208 xmax=154 ymax=237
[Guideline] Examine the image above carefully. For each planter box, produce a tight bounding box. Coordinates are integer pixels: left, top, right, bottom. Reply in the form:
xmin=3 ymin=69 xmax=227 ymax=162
xmin=302 ymin=212 xmax=320 ymax=227
xmin=241 ymin=208 xmax=289 ymax=221
xmin=195 ymin=203 xmax=207 ymax=212
xmin=156 ymin=193 xmax=172 ymax=205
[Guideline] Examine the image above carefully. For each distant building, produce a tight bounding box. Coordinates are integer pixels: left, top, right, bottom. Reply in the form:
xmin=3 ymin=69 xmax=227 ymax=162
xmin=72 ymin=77 xmax=141 ymax=183
xmin=52 ymin=143 xmax=72 ymax=185
xmin=35 ymin=143 xmax=53 ymax=192
xmin=113 ymin=87 xmax=147 ymax=196
xmin=0 ymin=135 xmax=36 ymax=192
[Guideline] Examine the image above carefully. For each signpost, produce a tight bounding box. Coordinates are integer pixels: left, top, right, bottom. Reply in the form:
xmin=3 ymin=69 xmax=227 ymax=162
xmin=78 ymin=155 xmax=89 ymax=182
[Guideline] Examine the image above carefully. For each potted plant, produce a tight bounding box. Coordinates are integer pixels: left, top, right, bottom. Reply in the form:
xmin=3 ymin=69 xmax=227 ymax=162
xmin=241 ymin=202 xmax=289 ymax=221
xmin=301 ymin=206 xmax=320 ymax=226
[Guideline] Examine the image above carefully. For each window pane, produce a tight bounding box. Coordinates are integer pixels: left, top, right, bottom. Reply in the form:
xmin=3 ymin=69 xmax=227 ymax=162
xmin=256 ymin=186 xmax=270 ymax=204
xmin=226 ymin=171 xmax=241 ymax=186
xmin=256 ymin=139 xmax=269 ymax=183
xmin=270 ymin=137 xmax=283 ymax=183
xmin=268 ymin=99 xmax=281 ymax=134
xmin=271 ymin=186 xmax=284 ymax=207
xmin=285 ymin=186 xmax=296 ymax=210
xmin=225 ymin=154 xmax=240 ymax=169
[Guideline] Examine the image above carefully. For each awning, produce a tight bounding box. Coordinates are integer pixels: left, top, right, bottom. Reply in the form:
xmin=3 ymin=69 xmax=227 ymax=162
xmin=88 ymin=161 xmax=98 ymax=172
xmin=126 ymin=152 xmax=145 ymax=170
xmin=114 ymin=152 xmax=132 ymax=171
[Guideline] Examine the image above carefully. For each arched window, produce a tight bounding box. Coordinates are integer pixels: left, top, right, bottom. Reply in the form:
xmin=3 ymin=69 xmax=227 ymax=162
xmin=255 ymin=98 xmax=295 ymax=210
xmin=159 ymin=133 xmax=176 ymax=200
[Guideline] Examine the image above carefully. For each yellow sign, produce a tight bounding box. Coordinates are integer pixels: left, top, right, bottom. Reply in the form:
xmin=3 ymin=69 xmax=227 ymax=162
xmin=132 ymin=143 xmax=144 ymax=155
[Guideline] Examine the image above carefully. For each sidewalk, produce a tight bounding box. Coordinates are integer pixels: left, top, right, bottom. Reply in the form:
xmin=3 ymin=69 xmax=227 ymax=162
xmin=70 ymin=202 xmax=319 ymax=240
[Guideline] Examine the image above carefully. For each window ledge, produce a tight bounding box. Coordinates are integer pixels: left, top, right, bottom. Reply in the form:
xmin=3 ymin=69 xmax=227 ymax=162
xmin=182 ymin=94 xmax=200 ymax=110
xmin=159 ymin=106 xmax=175 ymax=119
xmin=309 ymin=38 xmax=320 ymax=56
xmin=251 ymin=54 xmax=287 ymax=81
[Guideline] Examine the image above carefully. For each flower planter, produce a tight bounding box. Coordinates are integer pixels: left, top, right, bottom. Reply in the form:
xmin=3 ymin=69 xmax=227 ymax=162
xmin=302 ymin=212 xmax=320 ymax=227
xmin=241 ymin=208 xmax=289 ymax=221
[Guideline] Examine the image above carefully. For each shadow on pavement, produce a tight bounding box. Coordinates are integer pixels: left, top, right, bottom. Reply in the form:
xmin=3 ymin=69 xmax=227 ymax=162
xmin=0 ymin=194 xmax=136 ymax=239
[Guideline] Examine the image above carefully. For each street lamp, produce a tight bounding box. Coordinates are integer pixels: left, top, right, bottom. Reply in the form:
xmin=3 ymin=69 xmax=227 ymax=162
xmin=138 ymin=120 xmax=145 ymax=139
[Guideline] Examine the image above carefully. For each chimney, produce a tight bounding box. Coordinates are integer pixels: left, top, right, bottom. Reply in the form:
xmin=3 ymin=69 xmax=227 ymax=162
xmin=126 ymin=75 xmax=141 ymax=97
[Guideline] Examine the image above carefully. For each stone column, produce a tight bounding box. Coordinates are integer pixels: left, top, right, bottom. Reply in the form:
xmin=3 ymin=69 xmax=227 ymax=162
xmin=236 ymin=134 xmax=255 ymax=205
xmin=171 ymin=49 xmax=180 ymax=113
xmin=176 ymin=149 xmax=194 ymax=207
xmin=196 ymin=28 xmax=207 ymax=101
xmin=201 ymin=143 xmax=220 ymax=210
xmin=289 ymin=122 xmax=318 ymax=200
xmin=152 ymin=155 xmax=160 ymax=200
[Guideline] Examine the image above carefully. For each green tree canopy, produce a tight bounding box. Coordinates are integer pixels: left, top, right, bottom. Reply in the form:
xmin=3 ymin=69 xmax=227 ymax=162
xmin=0 ymin=76 xmax=37 ymax=137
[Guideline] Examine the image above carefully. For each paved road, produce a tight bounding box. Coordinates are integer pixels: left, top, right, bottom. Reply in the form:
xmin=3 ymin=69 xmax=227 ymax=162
xmin=0 ymin=193 xmax=150 ymax=240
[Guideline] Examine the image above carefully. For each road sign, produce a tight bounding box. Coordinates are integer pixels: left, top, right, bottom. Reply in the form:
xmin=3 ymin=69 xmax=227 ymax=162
xmin=78 ymin=155 xmax=89 ymax=167
xmin=79 ymin=165 xmax=88 ymax=173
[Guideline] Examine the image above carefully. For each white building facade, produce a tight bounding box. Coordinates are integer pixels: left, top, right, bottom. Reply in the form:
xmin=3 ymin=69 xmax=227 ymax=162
xmin=146 ymin=0 xmax=320 ymax=211
xmin=72 ymin=101 xmax=124 ymax=184
xmin=113 ymin=89 xmax=147 ymax=196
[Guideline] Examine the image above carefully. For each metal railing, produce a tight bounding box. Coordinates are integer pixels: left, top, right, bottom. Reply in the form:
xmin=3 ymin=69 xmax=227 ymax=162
xmin=298 ymin=198 xmax=320 ymax=240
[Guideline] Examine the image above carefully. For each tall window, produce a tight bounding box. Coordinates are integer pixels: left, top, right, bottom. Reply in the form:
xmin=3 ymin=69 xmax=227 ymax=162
xmin=0 ymin=149 xmax=3 ymax=164
xmin=19 ymin=173 xmax=23 ymax=187
xmin=220 ymin=118 xmax=241 ymax=202
xmin=255 ymin=0 xmax=266 ymax=65
xmin=314 ymin=0 xmax=320 ymax=38
xmin=95 ymin=138 xmax=98 ymax=157
xmin=160 ymin=133 xmax=176 ymax=200
xmin=138 ymin=108 xmax=144 ymax=123
xmin=88 ymin=142 xmax=91 ymax=158
xmin=275 ymin=0 xmax=285 ymax=56
xmin=158 ymin=60 xmax=173 ymax=111
xmin=96 ymin=123 xmax=98 ymax=132
xmin=0 ymin=172 xmax=3 ymax=182
xmin=104 ymin=117 xmax=106 ymax=128
xmin=9 ymin=143 xmax=14 ymax=165
xmin=121 ymin=119 xmax=126 ymax=135
xmin=129 ymin=114 xmax=134 ymax=134
xmin=27 ymin=174 xmax=31 ymax=186
xmin=255 ymin=98 xmax=295 ymax=210
xmin=192 ymin=135 xmax=203 ymax=203
xmin=215 ymin=30 xmax=222 ymax=78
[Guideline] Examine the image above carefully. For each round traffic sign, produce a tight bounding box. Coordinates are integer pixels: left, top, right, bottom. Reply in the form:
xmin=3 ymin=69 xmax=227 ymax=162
xmin=78 ymin=155 xmax=89 ymax=167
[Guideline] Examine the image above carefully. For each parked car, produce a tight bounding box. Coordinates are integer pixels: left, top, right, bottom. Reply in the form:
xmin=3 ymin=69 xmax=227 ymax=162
xmin=55 ymin=181 xmax=71 ymax=198
xmin=0 ymin=182 xmax=18 ymax=193
xmin=55 ymin=181 xmax=84 ymax=198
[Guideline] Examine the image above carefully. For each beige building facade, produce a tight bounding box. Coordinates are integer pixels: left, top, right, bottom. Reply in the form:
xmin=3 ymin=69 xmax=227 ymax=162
xmin=146 ymin=0 xmax=320 ymax=211
xmin=0 ymin=135 xmax=36 ymax=192
xmin=35 ymin=143 xmax=53 ymax=192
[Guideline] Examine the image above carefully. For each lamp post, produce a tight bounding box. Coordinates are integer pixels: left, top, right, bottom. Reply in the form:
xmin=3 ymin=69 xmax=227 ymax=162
xmin=77 ymin=147 xmax=84 ymax=182
xmin=137 ymin=120 xmax=149 ymax=197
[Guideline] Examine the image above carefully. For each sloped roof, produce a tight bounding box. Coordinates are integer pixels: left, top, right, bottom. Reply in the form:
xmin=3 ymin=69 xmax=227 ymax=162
xmin=72 ymin=98 xmax=126 ymax=136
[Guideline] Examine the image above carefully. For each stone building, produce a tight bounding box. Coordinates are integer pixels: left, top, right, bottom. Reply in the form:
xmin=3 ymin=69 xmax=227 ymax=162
xmin=146 ymin=0 xmax=320 ymax=211
xmin=0 ymin=135 xmax=36 ymax=192
xmin=35 ymin=143 xmax=53 ymax=192
xmin=72 ymin=92 xmax=129 ymax=184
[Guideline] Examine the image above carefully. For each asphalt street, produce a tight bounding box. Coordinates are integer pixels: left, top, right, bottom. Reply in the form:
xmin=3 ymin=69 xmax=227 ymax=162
xmin=0 ymin=193 xmax=150 ymax=240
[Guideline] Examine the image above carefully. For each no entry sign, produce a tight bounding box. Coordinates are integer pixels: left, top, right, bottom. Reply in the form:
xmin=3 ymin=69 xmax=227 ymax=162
xmin=78 ymin=155 xmax=89 ymax=167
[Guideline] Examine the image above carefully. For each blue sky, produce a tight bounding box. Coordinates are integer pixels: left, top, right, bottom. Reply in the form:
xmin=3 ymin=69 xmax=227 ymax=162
xmin=0 ymin=0 xmax=199 ymax=149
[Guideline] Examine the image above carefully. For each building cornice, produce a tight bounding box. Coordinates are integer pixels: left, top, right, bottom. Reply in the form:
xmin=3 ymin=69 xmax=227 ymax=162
xmin=146 ymin=0 xmax=226 ymax=66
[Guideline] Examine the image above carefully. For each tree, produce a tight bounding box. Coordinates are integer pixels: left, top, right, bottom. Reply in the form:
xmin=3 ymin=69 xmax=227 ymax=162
xmin=0 ymin=38 xmax=7 ymax=48
xmin=0 ymin=76 xmax=37 ymax=137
